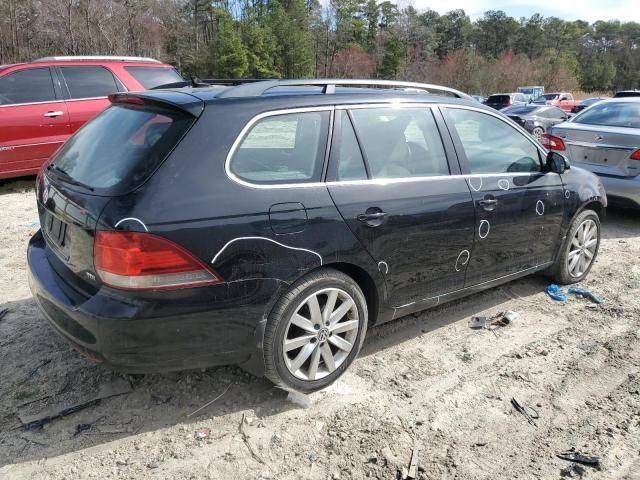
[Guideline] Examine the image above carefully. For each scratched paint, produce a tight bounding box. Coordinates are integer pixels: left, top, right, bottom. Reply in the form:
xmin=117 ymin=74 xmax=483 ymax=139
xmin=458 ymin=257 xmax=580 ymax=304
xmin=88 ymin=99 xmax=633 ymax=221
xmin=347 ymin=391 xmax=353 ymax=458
xmin=468 ymin=177 xmax=483 ymax=192
xmin=497 ymin=179 xmax=510 ymax=191
xmin=479 ymin=220 xmax=490 ymax=239
xmin=455 ymin=249 xmax=470 ymax=272
xmin=114 ymin=217 xmax=149 ymax=232
xmin=211 ymin=236 xmax=323 ymax=266
xmin=378 ymin=261 xmax=389 ymax=275
xmin=536 ymin=200 xmax=545 ymax=216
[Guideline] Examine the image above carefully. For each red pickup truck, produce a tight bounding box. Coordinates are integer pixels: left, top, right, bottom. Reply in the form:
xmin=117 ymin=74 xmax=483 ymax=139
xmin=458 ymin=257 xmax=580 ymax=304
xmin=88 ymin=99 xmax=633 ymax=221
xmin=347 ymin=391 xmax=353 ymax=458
xmin=532 ymin=92 xmax=579 ymax=113
xmin=0 ymin=56 xmax=184 ymax=180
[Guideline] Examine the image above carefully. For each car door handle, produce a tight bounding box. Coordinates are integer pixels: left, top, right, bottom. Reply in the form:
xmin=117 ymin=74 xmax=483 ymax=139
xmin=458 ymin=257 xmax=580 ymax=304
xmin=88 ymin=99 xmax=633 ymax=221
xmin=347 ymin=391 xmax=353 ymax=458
xmin=357 ymin=212 xmax=387 ymax=222
xmin=43 ymin=111 xmax=64 ymax=118
xmin=478 ymin=198 xmax=498 ymax=211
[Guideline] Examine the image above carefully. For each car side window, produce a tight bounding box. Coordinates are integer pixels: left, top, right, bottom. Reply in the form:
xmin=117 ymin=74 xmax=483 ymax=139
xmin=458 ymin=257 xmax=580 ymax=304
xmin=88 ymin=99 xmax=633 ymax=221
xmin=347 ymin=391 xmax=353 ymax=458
xmin=59 ymin=66 xmax=121 ymax=99
xmin=0 ymin=68 xmax=57 ymax=105
xmin=230 ymin=110 xmax=330 ymax=184
xmin=349 ymin=107 xmax=449 ymax=179
xmin=444 ymin=108 xmax=542 ymax=174
xmin=337 ymin=111 xmax=367 ymax=181
xmin=545 ymin=107 xmax=566 ymax=120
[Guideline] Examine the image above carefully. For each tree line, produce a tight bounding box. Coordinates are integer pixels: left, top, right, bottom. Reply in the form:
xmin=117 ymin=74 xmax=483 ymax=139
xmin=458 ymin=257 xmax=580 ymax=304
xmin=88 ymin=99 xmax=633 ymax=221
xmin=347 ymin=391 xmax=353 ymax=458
xmin=1 ymin=0 xmax=639 ymax=94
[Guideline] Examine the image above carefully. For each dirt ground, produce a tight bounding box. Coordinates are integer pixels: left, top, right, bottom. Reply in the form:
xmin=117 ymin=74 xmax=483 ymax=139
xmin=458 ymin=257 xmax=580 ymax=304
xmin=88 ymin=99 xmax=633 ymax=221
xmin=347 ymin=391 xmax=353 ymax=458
xmin=1 ymin=178 xmax=639 ymax=480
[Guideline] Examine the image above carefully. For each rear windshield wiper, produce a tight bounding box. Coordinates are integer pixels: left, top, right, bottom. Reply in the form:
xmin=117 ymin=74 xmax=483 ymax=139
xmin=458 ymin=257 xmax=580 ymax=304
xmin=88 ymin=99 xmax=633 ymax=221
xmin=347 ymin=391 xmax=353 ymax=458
xmin=47 ymin=164 xmax=95 ymax=191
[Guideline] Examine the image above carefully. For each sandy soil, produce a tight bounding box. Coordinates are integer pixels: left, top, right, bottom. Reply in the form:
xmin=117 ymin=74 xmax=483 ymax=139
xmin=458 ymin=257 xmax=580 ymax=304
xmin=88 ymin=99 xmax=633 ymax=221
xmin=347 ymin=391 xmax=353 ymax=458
xmin=1 ymin=177 xmax=639 ymax=480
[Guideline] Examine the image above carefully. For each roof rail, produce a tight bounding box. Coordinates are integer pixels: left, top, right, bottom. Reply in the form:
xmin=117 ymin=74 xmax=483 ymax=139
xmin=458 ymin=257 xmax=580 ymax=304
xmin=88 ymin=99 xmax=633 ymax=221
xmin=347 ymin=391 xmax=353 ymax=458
xmin=33 ymin=56 xmax=162 ymax=64
xmin=216 ymin=79 xmax=473 ymax=101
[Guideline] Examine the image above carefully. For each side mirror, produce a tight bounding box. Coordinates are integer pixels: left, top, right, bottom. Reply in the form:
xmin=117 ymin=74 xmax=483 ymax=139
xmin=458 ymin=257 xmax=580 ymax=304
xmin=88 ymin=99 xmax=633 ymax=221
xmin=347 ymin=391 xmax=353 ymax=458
xmin=546 ymin=151 xmax=570 ymax=174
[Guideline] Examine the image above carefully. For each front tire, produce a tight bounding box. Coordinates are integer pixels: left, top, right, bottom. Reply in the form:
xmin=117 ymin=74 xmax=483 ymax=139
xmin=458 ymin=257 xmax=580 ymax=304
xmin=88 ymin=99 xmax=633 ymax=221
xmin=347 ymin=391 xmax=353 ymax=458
xmin=547 ymin=209 xmax=601 ymax=284
xmin=263 ymin=268 xmax=368 ymax=392
xmin=532 ymin=126 xmax=544 ymax=140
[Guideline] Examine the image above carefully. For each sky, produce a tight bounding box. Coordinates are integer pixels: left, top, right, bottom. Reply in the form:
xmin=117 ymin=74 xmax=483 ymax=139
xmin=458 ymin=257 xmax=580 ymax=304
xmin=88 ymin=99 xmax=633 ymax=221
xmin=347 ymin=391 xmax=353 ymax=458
xmin=403 ymin=0 xmax=640 ymax=23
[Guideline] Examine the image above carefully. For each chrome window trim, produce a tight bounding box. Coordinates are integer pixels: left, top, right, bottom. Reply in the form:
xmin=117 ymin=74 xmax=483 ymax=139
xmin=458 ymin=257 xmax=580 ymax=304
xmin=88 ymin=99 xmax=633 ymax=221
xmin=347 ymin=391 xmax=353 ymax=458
xmin=225 ymin=106 xmax=335 ymax=189
xmin=1 ymin=140 xmax=64 ymax=149
xmin=564 ymin=140 xmax=635 ymax=151
xmin=225 ymin=102 xmax=549 ymax=190
xmin=0 ymin=99 xmax=66 ymax=108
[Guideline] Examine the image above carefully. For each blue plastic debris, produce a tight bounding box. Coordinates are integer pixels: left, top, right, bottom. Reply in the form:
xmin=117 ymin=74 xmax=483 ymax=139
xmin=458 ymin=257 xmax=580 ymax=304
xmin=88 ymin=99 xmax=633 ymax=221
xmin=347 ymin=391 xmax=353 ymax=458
xmin=546 ymin=284 xmax=567 ymax=302
xmin=567 ymin=287 xmax=604 ymax=304
xmin=545 ymin=284 xmax=603 ymax=304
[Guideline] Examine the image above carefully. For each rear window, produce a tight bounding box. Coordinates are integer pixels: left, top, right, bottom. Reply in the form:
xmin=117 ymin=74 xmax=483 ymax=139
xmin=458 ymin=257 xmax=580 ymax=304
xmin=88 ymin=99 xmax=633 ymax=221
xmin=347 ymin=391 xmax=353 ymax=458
xmin=124 ymin=67 xmax=184 ymax=89
xmin=573 ymin=102 xmax=640 ymax=129
xmin=487 ymin=95 xmax=509 ymax=103
xmin=50 ymin=104 xmax=195 ymax=193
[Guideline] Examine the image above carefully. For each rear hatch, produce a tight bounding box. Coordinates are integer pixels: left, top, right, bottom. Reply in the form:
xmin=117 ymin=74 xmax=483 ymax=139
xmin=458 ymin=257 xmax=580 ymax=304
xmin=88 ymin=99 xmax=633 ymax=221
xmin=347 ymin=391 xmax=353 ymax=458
xmin=552 ymin=122 xmax=640 ymax=178
xmin=37 ymin=92 xmax=203 ymax=293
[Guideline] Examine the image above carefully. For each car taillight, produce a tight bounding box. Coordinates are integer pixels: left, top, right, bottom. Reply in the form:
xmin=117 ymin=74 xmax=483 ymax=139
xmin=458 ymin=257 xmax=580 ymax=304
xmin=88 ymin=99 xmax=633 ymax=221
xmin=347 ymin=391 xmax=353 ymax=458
xmin=630 ymin=149 xmax=640 ymax=161
xmin=94 ymin=231 xmax=222 ymax=290
xmin=503 ymin=101 xmax=512 ymax=106
xmin=541 ymin=133 xmax=566 ymax=151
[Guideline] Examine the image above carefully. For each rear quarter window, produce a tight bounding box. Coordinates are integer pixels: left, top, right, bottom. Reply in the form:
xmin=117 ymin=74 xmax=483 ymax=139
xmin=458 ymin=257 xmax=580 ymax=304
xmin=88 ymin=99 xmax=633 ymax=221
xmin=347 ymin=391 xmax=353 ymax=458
xmin=229 ymin=110 xmax=331 ymax=185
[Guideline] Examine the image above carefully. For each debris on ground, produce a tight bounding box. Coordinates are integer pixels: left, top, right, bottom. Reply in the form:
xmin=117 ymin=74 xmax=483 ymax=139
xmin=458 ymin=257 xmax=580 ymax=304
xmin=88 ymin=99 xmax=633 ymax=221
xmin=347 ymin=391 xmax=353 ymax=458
xmin=73 ymin=423 xmax=93 ymax=437
xmin=510 ymin=397 xmax=538 ymax=427
xmin=194 ymin=427 xmax=210 ymax=440
xmin=546 ymin=284 xmax=603 ymax=304
xmin=407 ymin=446 xmax=419 ymax=479
xmin=186 ymin=384 xmax=231 ymax=418
xmin=557 ymin=448 xmax=600 ymax=467
xmin=0 ymin=308 xmax=8 ymax=321
xmin=18 ymin=378 xmax=132 ymax=429
xmin=239 ymin=413 xmax=265 ymax=464
xmin=469 ymin=316 xmax=486 ymax=329
xmin=470 ymin=310 xmax=519 ymax=330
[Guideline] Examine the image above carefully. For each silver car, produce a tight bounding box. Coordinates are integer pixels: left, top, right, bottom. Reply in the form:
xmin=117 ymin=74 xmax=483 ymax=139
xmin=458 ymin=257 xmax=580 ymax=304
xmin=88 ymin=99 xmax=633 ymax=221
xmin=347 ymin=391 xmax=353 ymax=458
xmin=548 ymin=98 xmax=640 ymax=209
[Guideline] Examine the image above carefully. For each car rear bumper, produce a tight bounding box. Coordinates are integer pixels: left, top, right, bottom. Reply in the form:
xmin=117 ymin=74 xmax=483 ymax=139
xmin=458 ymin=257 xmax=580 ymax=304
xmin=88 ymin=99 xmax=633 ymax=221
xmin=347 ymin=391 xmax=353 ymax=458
xmin=591 ymin=173 xmax=640 ymax=209
xmin=28 ymin=230 xmax=274 ymax=373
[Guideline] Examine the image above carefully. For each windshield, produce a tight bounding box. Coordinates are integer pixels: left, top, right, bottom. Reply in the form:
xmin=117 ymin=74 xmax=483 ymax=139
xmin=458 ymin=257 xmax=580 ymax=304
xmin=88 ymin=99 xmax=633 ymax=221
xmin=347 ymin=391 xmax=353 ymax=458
xmin=503 ymin=106 xmax=540 ymax=115
xmin=573 ymin=102 xmax=640 ymax=129
xmin=125 ymin=67 xmax=184 ymax=89
xmin=50 ymin=104 xmax=195 ymax=193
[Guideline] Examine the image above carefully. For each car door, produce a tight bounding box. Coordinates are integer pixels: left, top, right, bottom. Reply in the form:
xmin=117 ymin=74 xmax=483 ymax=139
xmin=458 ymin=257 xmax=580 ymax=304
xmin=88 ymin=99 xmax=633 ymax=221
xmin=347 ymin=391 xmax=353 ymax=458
xmin=441 ymin=106 xmax=565 ymax=286
xmin=57 ymin=65 xmax=122 ymax=134
xmin=0 ymin=67 xmax=71 ymax=178
xmin=326 ymin=106 xmax=476 ymax=310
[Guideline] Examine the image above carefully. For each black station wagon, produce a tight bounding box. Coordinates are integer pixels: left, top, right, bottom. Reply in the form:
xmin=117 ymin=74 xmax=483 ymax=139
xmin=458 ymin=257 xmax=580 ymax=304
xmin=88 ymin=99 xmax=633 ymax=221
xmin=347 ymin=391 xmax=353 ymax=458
xmin=28 ymin=80 xmax=607 ymax=392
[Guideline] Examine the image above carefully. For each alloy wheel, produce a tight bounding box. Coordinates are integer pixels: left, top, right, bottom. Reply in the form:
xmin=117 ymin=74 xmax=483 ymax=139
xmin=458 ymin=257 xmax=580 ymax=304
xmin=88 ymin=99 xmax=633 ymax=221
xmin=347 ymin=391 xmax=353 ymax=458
xmin=282 ymin=288 xmax=360 ymax=381
xmin=567 ymin=218 xmax=598 ymax=278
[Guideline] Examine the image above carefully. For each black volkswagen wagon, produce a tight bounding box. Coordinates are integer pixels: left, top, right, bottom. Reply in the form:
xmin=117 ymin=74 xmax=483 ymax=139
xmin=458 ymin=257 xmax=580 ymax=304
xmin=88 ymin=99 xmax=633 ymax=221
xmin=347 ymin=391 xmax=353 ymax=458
xmin=28 ymin=80 xmax=606 ymax=392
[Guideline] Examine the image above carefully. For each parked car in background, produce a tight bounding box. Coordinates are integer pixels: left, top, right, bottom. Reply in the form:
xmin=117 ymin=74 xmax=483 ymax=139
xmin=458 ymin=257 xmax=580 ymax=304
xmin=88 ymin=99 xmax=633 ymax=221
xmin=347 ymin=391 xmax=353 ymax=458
xmin=571 ymin=97 xmax=606 ymax=114
xmin=484 ymin=92 xmax=529 ymax=110
xmin=517 ymin=85 xmax=545 ymax=101
xmin=614 ymin=90 xmax=640 ymax=98
xmin=503 ymin=104 xmax=569 ymax=140
xmin=471 ymin=95 xmax=486 ymax=103
xmin=545 ymin=97 xmax=640 ymax=209
xmin=0 ymin=56 xmax=184 ymax=180
xmin=28 ymin=79 xmax=606 ymax=392
xmin=532 ymin=92 xmax=579 ymax=112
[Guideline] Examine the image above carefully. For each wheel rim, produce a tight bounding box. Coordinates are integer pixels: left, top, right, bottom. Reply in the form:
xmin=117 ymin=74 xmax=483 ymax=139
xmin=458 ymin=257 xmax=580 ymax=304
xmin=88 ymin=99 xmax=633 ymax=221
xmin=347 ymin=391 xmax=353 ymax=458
xmin=533 ymin=128 xmax=543 ymax=140
xmin=567 ymin=219 xmax=598 ymax=278
xmin=283 ymin=288 xmax=360 ymax=381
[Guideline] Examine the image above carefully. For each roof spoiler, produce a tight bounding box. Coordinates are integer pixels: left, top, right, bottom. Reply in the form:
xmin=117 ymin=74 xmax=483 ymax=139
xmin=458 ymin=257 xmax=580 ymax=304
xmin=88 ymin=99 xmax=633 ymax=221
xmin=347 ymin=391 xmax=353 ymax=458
xmin=108 ymin=93 xmax=204 ymax=117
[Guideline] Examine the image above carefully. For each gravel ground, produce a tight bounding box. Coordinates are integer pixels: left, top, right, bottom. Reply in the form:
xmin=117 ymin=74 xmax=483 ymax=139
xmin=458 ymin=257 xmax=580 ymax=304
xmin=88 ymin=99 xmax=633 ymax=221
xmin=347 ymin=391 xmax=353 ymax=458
xmin=0 ymin=177 xmax=639 ymax=480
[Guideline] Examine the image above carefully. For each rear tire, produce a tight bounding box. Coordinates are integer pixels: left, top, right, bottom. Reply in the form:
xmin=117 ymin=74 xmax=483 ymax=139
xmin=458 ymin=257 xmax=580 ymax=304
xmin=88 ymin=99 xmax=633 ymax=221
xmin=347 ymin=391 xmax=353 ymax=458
xmin=263 ymin=268 xmax=368 ymax=392
xmin=546 ymin=209 xmax=601 ymax=285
